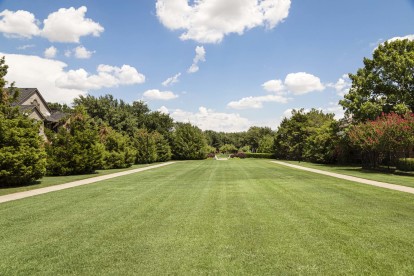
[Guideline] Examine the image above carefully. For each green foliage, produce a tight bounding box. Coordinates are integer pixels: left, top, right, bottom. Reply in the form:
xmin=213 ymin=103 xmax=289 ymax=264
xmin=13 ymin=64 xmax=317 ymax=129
xmin=244 ymin=126 xmax=274 ymax=152
xmin=257 ymin=135 xmax=274 ymax=153
xmin=133 ymin=129 xmax=158 ymax=164
xmin=219 ymin=143 xmax=238 ymax=154
xmin=74 ymin=95 xmax=174 ymax=138
xmin=205 ymin=145 xmax=216 ymax=154
xmin=396 ymin=158 xmax=414 ymax=172
xmin=0 ymin=115 xmax=47 ymax=186
xmin=46 ymin=108 xmax=105 ymax=175
xmin=153 ymin=131 xmax=172 ymax=162
xmin=47 ymin=102 xmax=73 ymax=113
xmin=340 ymin=39 xmax=414 ymax=122
xmin=100 ymin=126 xmax=136 ymax=169
xmin=303 ymin=120 xmax=339 ymax=164
xmin=239 ymin=145 xmax=251 ymax=153
xmin=0 ymin=56 xmax=47 ymax=186
xmin=172 ymin=123 xmax=208 ymax=160
xmin=244 ymin=152 xmax=274 ymax=159
xmin=274 ymin=109 xmax=338 ymax=163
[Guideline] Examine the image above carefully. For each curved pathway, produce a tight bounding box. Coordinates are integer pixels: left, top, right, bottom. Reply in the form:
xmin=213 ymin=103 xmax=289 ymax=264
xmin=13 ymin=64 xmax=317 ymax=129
xmin=0 ymin=162 xmax=176 ymax=204
xmin=271 ymin=161 xmax=414 ymax=195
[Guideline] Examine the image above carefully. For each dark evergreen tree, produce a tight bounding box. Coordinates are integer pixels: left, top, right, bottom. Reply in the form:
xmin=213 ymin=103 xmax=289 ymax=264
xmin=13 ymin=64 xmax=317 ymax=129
xmin=46 ymin=107 xmax=105 ymax=175
xmin=0 ymin=56 xmax=47 ymax=186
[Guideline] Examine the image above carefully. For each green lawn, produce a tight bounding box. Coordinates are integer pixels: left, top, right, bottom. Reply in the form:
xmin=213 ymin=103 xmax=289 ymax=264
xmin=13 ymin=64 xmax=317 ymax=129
xmin=0 ymin=164 xmax=153 ymax=196
xmin=1 ymin=159 xmax=413 ymax=275
xmin=283 ymin=160 xmax=414 ymax=188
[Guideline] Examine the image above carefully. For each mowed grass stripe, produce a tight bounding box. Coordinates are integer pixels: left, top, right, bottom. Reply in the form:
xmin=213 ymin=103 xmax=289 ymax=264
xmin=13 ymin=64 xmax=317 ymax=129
xmin=0 ymin=160 xmax=414 ymax=275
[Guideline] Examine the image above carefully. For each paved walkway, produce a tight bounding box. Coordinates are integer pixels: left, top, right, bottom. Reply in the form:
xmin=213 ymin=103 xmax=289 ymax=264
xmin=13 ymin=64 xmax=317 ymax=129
xmin=271 ymin=161 xmax=414 ymax=195
xmin=0 ymin=162 xmax=176 ymax=204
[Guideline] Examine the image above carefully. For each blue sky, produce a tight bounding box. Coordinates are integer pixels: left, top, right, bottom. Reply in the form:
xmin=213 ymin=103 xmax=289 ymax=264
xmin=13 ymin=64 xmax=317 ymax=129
xmin=0 ymin=0 xmax=413 ymax=131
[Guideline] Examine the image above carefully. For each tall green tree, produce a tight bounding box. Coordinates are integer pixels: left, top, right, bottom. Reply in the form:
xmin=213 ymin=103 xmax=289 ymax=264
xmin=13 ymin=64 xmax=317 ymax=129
xmin=172 ymin=123 xmax=208 ymax=160
xmin=257 ymin=135 xmax=274 ymax=153
xmin=99 ymin=126 xmax=136 ymax=169
xmin=153 ymin=131 xmax=172 ymax=162
xmin=0 ymin=57 xmax=47 ymax=186
xmin=133 ymin=129 xmax=158 ymax=164
xmin=340 ymin=39 xmax=414 ymax=122
xmin=46 ymin=107 xmax=105 ymax=175
xmin=244 ymin=126 xmax=274 ymax=152
xmin=274 ymin=109 xmax=338 ymax=163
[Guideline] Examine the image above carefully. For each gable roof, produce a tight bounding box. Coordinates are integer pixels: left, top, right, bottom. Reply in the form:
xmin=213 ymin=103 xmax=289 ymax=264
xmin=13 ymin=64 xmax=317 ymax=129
xmin=9 ymin=88 xmax=52 ymax=114
xmin=19 ymin=105 xmax=46 ymax=120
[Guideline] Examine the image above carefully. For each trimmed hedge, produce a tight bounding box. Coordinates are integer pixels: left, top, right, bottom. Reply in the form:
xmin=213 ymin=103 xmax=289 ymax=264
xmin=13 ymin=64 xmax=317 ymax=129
xmin=245 ymin=153 xmax=275 ymax=159
xmin=396 ymin=158 xmax=414 ymax=172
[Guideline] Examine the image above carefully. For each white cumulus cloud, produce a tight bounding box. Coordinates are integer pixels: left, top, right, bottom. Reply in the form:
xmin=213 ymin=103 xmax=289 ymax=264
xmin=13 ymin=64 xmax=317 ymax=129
xmin=0 ymin=9 xmax=40 ymax=38
xmin=328 ymin=74 xmax=351 ymax=96
xmin=41 ymin=6 xmax=104 ymax=43
xmin=228 ymin=94 xmax=289 ymax=110
xmin=171 ymin=106 xmax=251 ymax=132
xmin=284 ymin=72 xmax=325 ymax=95
xmin=44 ymin=46 xmax=57 ymax=59
xmin=0 ymin=52 xmax=86 ymax=104
xmin=156 ymin=0 xmax=291 ymax=43
xmin=143 ymin=89 xmax=178 ymax=101
xmin=74 ymin=45 xmax=94 ymax=59
xmin=56 ymin=64 xmax=145 ymax=90
xmin=262 ymin=79 xmax=285 ymax=94
xmin=158 ymin=106 xmax=170 ymax=114
xmin=0 ymin=7 xmax=104 ymax=43
xmin=162 ymin=72 xmax=181 ymax=86
xmin=188 ymin=46 xmax=206 ymax=73
xmin=386 ymin=34 xmax=414 ymax=43
xmin=229 ymin=72 xmax=325 ymax=110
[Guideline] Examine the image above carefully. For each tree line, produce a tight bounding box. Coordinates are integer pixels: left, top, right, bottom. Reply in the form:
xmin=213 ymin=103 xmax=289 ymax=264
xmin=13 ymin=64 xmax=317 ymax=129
xmin=1 ymin=39 xmax=414 ymax=186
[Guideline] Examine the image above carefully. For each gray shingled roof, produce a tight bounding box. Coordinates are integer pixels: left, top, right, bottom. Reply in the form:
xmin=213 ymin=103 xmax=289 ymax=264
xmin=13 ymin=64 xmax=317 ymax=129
xmin=14 ymin=88 xmax=38 ymax=104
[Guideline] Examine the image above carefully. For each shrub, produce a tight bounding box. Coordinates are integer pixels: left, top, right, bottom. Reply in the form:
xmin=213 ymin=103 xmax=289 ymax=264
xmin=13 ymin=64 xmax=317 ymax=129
xmin=396 ymin=158 xmax=414 ymax=172
xmin=207 ymin=153 xmax=215 ymax=158
xmin=245 ymin=153 xmax=274 ymax=159
xmin=230 ymin=152 xmax=246 ymax=159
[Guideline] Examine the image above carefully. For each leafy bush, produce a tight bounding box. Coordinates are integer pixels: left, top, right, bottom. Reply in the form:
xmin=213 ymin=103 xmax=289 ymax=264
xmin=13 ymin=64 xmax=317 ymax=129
xmin=396 ymin=158 xmax=414 ymax=172
xmin=244 ymin=153 xmax=274 ymax=159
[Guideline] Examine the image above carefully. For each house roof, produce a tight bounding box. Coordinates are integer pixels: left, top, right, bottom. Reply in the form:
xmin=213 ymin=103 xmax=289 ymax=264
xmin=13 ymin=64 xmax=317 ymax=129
xmin=19 ymin=105 xmax=46 ymax=120
xmin=46 ymin=111 xmax=67 ymax=123
xmin=8 ymin=88 xmax=52 ymax=114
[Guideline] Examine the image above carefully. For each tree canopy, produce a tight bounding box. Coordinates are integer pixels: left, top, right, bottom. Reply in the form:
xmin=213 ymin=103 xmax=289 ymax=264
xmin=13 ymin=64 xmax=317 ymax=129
xmin=340 ymin=39 xmax=414 ymax=122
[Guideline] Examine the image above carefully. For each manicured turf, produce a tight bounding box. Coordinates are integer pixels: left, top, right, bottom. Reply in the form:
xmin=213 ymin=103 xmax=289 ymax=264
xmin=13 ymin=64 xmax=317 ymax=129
xmin=0 ymin=164 xmax=153 ymax=196
xmin=284 ymin=160 xmax=414 ymax=188
xmin=1 ymin=159 xmax=414 ymax=274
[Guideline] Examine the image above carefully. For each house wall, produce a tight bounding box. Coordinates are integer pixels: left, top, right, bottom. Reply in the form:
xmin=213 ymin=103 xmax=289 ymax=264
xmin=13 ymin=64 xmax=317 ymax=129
xmin=22 ymin=93 xmax=50 ymax=117
xmin=27 ymin=111 xmax=46 ymax=138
